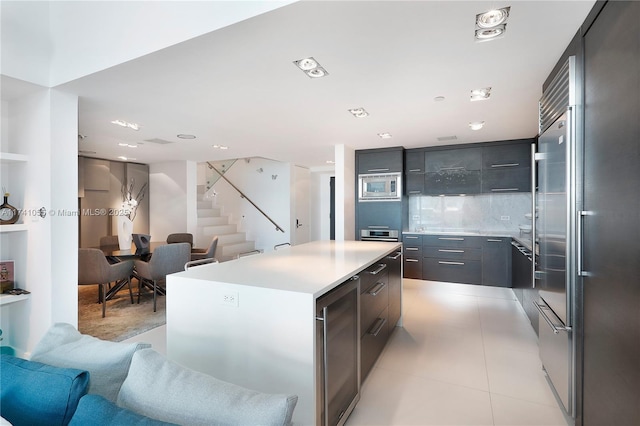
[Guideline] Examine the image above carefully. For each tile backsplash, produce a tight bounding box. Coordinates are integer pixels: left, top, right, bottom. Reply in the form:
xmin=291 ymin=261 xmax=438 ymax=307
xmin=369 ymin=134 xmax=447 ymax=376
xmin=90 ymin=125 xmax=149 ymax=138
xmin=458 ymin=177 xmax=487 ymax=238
xmin=408 ymin=193 xmax=532 ymax=233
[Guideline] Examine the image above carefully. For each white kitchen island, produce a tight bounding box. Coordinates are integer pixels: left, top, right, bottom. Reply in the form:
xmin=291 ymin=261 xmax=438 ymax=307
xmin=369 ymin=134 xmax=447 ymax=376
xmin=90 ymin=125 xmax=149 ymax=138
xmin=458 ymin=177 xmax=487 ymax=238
xmin=166 ymin=240 xmax=402 ymax=426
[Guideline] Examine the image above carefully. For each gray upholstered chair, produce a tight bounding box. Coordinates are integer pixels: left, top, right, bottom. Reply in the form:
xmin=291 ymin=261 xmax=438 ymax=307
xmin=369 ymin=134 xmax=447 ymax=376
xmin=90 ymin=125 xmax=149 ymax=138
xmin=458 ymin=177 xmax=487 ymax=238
xmin=99 ymin=235 xmax=119 ymax=246
xmin=166 ymin=233 xmax=193 ymax=248
xmin=78 ymin=248 xmax=134 ymax=318
xmin=134 ymin=242 xmax=191 ymax=312
xmin=190 ymin=236 xmax=218 ymax=262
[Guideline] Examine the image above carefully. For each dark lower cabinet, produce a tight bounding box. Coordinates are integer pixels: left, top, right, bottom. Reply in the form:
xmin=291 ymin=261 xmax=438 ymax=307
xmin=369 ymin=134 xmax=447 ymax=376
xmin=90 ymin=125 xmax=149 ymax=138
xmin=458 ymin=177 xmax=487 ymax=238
xmin=359 ymin=251 xmax=401 ymax=382
xmin=482 ymin=237 xmax=511 ymax=287
xmin=581 ymin=2 xmax=640 ymax=424
xmin=511 ymin=241 xmax=538 ymax=335
xmin=402 ymin=235 xmax=422 ymax=279
xmin=422 ymin=235 xmax=482 ymax=284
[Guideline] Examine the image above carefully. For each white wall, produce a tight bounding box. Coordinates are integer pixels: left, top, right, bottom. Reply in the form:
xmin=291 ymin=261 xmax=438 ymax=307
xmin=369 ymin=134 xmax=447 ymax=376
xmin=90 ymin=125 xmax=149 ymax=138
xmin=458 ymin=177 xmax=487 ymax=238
xmin=212 ymin=158 xmax=291 ymax=252
xmin=1 ymin=88 xmax=78 ymax=354
xmin=335 ymin=144 xmax=356 ymax=241
xmin=1 ymin=1 xmax=294 ymax=87
xmin=149 ymin=161 xmax=198 ymax=242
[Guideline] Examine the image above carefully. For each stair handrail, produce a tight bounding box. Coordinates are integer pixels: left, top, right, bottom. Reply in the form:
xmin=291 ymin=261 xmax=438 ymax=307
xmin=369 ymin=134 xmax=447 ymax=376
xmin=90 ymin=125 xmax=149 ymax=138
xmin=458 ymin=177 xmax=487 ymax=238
xmin=206 ymin=162 xmax=285 ymax=233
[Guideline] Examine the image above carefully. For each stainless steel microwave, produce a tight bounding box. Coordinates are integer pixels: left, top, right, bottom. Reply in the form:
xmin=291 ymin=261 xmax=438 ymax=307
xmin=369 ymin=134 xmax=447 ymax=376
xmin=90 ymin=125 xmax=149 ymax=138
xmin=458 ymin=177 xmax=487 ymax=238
xmin=358 ymin=172 xmax=402 ymax=202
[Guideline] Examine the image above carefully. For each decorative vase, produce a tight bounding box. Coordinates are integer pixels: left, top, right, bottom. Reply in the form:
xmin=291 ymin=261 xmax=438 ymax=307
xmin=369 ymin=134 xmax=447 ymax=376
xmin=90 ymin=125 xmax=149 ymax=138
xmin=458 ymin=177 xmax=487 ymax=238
xmin=0 ymin=194 xmax=20 ymax=225
xmin=117 ymin=216 xmax=134 ymax=250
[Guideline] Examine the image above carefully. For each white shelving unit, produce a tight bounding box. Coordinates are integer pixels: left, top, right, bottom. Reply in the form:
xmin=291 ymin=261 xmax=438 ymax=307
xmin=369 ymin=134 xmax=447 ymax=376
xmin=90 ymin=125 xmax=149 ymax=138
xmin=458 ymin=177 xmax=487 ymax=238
xmin=0 ymin=294 xmax=29 ymax=306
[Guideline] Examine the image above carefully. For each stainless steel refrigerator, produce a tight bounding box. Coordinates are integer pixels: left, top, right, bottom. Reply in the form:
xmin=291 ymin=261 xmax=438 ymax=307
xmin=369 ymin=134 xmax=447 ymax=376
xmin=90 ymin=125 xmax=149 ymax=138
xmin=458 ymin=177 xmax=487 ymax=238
xmin=534 ymin=56 xmax=578 ymax=417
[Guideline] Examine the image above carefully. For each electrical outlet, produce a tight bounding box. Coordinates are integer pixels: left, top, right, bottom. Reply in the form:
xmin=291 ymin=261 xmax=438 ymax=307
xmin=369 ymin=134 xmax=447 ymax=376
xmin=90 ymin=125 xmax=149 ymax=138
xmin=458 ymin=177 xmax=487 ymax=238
xmin=220 ymin=291 xmax=239 ymax=307
xmin=501 ymin=215 xmax=510 ymax=221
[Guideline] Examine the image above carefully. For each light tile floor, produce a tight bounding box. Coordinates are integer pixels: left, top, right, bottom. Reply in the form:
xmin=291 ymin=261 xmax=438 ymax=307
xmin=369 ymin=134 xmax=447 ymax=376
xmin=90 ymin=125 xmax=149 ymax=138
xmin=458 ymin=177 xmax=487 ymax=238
xmin=346 ymin=279 xmax=568 ymax=426
xmin=126 ymin=279 xmax=569 ymax=426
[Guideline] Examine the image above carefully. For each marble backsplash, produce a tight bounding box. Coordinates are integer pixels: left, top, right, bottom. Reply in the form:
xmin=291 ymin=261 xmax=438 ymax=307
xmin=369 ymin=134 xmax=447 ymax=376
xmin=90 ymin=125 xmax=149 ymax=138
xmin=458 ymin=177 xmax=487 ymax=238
xmin=407 ymin=193 xmax=532 ymax=233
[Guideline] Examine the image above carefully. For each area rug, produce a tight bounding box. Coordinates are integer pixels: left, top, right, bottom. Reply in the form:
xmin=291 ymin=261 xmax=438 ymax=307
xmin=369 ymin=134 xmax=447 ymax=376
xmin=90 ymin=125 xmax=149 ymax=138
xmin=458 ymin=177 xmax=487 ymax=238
xmin=78 ymin=281 xmax=165 ymax=342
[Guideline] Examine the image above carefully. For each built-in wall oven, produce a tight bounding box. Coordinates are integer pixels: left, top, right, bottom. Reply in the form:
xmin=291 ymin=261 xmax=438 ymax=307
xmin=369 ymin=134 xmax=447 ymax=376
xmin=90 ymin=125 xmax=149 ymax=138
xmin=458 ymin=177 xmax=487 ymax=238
xmin=360 ymin=229 xmax=399 ymax=242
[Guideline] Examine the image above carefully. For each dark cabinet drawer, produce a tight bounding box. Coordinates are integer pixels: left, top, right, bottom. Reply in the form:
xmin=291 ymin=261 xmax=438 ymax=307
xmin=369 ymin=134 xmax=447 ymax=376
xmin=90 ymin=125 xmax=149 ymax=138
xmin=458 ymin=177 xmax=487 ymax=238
xmin=361 ymin=276 xmax=389 ymax=338
xmin=423 ymin=235 xmax=481 ymax=249
xmin=422 ymin=258 xmax=481 ymax=284
xmin=403 ymin=257 xmax=422 ymax=279
xmin=481 ymin=168 xmax=531 ymax=193
xmin=361 ymin=307 xmax=389 ymax=380
xmin=425 ymin=147 xmax=482 ymax=172
xmin=424 ymin=247 xmax=481 ymax=261
xmin=424 ymin=170 xmax=481 ymax=195
xmin=359 ymin=262 xmax=388 ymax=292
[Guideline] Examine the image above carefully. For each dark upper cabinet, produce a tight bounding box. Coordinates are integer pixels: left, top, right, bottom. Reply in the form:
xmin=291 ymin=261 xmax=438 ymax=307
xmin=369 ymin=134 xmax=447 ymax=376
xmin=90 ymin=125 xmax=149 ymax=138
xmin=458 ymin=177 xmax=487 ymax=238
xmin=425 ymin=147 xmax=482 ymax=172
xmin=482 ymin=142 xmax=532 ymax=170
xmin=424 ymin=170 xmax=481 ymax=195
xmin=481 ymin=141 xmax=533 ymax=193
xmin=357 ymin=201 xmax=403 ymax=232
xmin=357 ymin=147 xmax=404 ymax=174
xmin=482 ymin=168 xmax=531 ymax=193
xmin=405 ymin=149 xmax=425 ymax=173
xmin=405 ymin=149 xmax=425 ymax=195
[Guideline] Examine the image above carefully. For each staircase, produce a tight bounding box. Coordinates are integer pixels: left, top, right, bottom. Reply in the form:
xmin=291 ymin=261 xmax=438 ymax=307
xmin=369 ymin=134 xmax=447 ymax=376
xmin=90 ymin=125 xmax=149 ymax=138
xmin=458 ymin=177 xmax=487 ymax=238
xmin=196 ymin=187 xmax=256 ymax=262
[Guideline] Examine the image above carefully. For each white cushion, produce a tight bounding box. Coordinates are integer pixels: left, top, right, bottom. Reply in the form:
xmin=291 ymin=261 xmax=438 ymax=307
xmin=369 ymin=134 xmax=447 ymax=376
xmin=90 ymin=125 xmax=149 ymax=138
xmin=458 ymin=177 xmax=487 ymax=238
xmin=30 ymin=323 xmax=150 ymax=402
xmin=117 ymin=349 xmax=298 ymax=425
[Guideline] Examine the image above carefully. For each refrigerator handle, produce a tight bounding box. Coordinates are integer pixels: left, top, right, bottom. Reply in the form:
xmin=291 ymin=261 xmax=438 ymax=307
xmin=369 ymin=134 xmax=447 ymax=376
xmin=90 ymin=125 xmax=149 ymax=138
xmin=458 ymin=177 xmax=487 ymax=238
xmin=531 ymin=143 xmax=537 ymax=288
xmin=577 ymin=210 xmax=594 ymax=277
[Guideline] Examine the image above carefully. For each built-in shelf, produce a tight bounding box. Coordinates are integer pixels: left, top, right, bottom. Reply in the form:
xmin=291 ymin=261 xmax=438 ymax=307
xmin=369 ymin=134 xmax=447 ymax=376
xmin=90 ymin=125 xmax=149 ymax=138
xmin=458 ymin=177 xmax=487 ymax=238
xmin=0 ymin=293 xmax=29 ymax=306
xmin=0 ymin=152 xmax=28 ymax=163
xmin=0 ymin=224 xmax=27 ymax=233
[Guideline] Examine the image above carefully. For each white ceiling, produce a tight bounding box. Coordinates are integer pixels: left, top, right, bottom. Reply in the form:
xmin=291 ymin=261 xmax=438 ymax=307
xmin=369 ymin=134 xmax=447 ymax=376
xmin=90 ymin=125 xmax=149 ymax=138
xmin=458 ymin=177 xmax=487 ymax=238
xmin=57 ymin=1 xmax=595 ymax=169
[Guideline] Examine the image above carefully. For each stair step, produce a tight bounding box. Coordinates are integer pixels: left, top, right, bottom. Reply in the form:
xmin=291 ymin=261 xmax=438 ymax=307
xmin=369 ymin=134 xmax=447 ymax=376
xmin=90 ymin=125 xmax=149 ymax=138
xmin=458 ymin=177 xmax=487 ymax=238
xmin=197 ymin=216 xmax=228 ymax=226
xmin=197 ymin=207 xmax=222 ymax=218
xmin=216 ymin=232 xmax=247 ymax=245
xmin=202 ymin=224 xmax=237 ymax=236
xmin=197 ymin=200 xmax=212 ymax=209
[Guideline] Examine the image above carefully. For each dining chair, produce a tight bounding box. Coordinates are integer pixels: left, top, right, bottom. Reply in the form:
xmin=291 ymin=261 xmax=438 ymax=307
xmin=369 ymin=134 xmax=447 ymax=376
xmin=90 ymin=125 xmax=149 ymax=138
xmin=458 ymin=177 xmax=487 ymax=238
xmin=190 ymin=236 xmax=218 ymax=262
xmin=134 ymin=242 xmax=191 ymax=312
xmin=99 ymin=235 xmax=119 ymax=246
xmin=78 ymin=248 xmax=134 ymax=318
xmin=166 ymin=233 xmax=193 ymax=248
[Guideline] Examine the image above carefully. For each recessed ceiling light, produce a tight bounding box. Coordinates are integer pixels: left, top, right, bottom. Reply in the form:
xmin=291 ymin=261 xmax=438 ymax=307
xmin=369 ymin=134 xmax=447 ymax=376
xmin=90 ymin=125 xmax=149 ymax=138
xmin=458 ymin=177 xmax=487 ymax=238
xmin=117 ymin=156 xmax=136 ymax=161
xmin=293 ymin=57 xmax=329 ymax=79
xmin=434 ymin=96 xmax=446 ymax=102
xmin=469 ymin=121 xmax=485 ymax=130
xmin=326 ymin=160 xmax=335 ymax=164
xmin=294 ymin=57 xmax=318 ymax=71
xmin=348 ymin=107 xmax=369 ymax=118
xmin=475 ymin=6 xmax=509 ymax=41
xmin=177 ymin=134 xmax=196 ymax=139
xmin=118 ymin=143 xmax=138 ymax=148
xmin=475 ymin=25 xmax=506 ymax=40
xmin=111 ymin=119 xmax=140 ymax=131
xmin=377 ymin=133 xmax=393 ymax=139
xmin=470 ymin=87 xmax=491 ymax=101
xmin=213 ymin=144 xmax=229 ymax=150
xmin=476 ymin=7 xmax=510 ymax=29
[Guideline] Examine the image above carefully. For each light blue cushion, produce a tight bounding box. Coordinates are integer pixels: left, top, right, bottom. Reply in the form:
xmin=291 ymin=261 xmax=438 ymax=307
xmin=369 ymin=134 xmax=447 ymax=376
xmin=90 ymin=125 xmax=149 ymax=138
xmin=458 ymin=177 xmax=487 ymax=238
xmin=69 ymin=395 xmax=177 ymax=426
xmin=0 ymin=354 xmax=89 ymax=426
xmin=117 ymin=349 xmax=298 ymax=426
xmin=30 ymin=323 xmax=150 ymax=402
